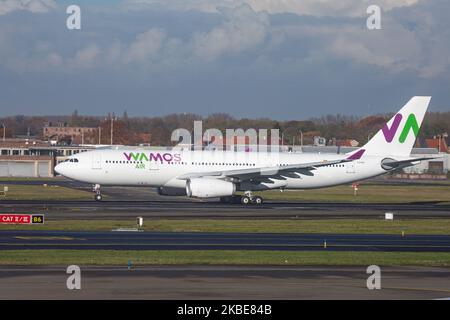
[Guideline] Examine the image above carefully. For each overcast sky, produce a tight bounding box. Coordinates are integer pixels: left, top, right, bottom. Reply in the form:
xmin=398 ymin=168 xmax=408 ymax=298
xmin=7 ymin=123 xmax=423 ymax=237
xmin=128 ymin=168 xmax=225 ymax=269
xmin=0 ymin=0 xmax=449 ymax=119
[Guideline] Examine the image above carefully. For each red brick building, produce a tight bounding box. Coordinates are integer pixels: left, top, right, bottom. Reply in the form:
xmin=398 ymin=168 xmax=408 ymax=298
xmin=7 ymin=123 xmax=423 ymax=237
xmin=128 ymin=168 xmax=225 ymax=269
xmin=43 ymin=126 xmax=99 ymax=145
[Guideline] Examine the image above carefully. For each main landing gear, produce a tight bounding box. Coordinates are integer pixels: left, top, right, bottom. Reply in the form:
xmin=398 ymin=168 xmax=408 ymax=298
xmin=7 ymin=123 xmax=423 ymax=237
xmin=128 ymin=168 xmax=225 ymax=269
xmin=93 ymin=184 xmax=102 ymax=201
xmin=220 ymin=191 xmax=263 ymax=205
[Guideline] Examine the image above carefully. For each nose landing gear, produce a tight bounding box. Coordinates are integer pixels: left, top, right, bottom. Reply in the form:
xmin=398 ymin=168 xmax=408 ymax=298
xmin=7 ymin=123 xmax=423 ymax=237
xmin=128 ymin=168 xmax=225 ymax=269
xmin=93 ymin=184 xmax=102 ymax=201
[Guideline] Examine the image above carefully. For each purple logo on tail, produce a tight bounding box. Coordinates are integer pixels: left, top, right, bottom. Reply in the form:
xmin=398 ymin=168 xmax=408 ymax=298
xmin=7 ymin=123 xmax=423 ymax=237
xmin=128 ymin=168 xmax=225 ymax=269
xmin=382 ymin=114 xmax=402 ymax=143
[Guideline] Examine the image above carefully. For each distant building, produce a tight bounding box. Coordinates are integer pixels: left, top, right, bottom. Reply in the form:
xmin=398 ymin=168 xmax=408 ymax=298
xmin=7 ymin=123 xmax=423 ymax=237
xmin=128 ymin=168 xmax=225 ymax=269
xmin=136 ymin=133 xmax=152 ymax=145
xmin=416 ymin=137 xmax=449 ymax=153
xmin=0 ymin=139 xmax=95 ymax=177
xmin=424 ymin=138 xmax=448 ymax=153
xmin=313 ymin=136 xmax=327 ymax=146
xmin=43 ymin=125 xmax=99 ymax=145
xmin=335 ymin=139 xmax=359 ymax=147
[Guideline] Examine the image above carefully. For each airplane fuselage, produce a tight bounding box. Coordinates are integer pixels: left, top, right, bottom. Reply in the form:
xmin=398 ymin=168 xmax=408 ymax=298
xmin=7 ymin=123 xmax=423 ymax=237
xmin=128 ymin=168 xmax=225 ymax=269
xmin=56 ymin=149 xmax=388 ymax=191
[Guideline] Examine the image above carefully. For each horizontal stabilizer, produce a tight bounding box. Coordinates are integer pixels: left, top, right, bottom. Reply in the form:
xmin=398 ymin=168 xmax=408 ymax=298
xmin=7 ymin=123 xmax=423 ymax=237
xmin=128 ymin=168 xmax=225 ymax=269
xmin=381 ymin=156 xmax=441 ymax=170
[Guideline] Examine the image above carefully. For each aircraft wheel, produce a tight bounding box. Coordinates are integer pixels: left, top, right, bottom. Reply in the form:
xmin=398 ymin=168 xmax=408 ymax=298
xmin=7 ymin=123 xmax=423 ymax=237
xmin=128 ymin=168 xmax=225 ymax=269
xmin=95 ymin=194 xmax=103 ymax=201
xmin=254 ymin=196 xmax=263 ymax=205
xmin=240 ymin=195 xmax=251 ymax=205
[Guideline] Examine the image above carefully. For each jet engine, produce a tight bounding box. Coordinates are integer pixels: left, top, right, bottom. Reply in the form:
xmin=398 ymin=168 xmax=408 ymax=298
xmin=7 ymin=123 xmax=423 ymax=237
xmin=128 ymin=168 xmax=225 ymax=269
xmin=186 ymin=178 xmax=235 ymax=198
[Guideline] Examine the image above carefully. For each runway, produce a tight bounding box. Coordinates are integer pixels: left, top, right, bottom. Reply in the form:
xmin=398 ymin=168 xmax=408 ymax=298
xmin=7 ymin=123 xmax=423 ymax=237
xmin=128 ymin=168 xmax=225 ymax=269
xmin=1 ymin=199 xmax=450 ymax=220
xmin=2 ymin=179 xmax=450 ymax=219
xmin=1 ymin=230 xmax=449 ymax=252
xmin=1 ymin=265 xmax=450 ymax=299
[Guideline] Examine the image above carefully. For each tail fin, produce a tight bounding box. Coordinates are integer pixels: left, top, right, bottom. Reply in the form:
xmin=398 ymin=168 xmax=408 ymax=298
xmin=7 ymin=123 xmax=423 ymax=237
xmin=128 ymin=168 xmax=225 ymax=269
xmin=347 ymin=96 xmax=431 ymax=158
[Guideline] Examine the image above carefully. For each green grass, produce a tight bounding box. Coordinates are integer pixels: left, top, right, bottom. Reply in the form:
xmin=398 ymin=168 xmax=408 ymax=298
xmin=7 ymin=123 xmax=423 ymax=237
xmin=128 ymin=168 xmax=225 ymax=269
xmin=0 ymin=184 xmax=93 ymax=200
xmin=1 ymin=250 xmax=450 ymax=266
xmin=260 ymin=184 xmax=450 ymax=203
xmin=1 ymin=219 xmax=450 ymax=235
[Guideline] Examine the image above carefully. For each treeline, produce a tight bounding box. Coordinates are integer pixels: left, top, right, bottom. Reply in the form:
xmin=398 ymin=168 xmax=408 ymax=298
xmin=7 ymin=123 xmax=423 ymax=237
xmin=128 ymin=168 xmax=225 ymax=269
xmin=0 ymin=111 xmax=449 ymax=146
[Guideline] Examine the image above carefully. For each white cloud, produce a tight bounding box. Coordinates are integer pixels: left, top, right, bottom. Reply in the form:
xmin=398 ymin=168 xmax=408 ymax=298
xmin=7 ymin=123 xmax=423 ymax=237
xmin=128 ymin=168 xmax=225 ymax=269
xmin=125 ymin=0 xmax=422 ymax=17
xmin=192 ymin=4 xmax=269 ymax=60
xmin=1 ymin=0 xmax=448 ymax=80
xmin=71 ymin=44 xmax=101 ymax=68
xmin=0 ymin=0 xmax=56 ymax=15
xmin=246 ymin=0 xmax=421 ymax=17
xmin=328 ymin=22 xmax=421 ymax=72
xmin=100 ymin=5 xmax=269 ymax=66
xmin=123 ymin=28 xmax=166 ymax=64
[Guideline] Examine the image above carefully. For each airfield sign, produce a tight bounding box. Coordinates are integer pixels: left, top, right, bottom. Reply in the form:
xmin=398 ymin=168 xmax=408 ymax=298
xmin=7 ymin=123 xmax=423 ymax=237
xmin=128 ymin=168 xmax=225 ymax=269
xmin=0 ymin=214 xmax=44 ymax=225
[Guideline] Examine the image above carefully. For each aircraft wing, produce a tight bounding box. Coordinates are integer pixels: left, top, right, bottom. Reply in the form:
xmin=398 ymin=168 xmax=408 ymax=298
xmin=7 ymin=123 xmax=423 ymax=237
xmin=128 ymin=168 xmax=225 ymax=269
xmin=381 ymin=156 xmax=442 ymax=169
xmin=176 ymin=158 xmax=351 ymax=182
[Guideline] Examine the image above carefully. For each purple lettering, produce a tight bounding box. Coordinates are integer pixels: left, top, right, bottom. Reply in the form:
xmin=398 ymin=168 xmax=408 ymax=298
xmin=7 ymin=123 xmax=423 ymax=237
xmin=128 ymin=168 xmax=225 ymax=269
xmin=163 ymin=153 xmax=173 ymax=162
xmin=149 ymin=153 xmax=163 ymax=162
xmin=123 ymin=152 xmax=132 ymax=161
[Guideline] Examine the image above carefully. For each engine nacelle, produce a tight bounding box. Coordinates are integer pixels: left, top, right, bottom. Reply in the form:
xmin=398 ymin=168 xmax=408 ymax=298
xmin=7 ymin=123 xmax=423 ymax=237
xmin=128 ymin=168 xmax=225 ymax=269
xmin=157 ymin=186 xmax=187 ymax=196
xmin=186 ymin=178 xmax=235 ymax=198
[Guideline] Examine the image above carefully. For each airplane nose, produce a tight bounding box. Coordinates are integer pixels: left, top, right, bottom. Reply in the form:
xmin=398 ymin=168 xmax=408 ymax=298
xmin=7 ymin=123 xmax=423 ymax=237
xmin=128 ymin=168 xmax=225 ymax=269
xmin=54 ymin=163 xmax=65 ymax=176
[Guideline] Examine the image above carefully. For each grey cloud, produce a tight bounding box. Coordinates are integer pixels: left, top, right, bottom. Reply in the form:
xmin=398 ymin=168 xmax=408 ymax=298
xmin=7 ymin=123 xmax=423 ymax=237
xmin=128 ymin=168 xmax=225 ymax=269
xmin=71 ymin=44 xmax=101 ymax=69
xmin=192 ymin=4 xmax=269 ymax=60
xmin=125 ymin=0 xmax=422 ymax=17
xmin=0 ymin=0 xmax=449 ymax=118
xmin=123 ymin=29 xmax=167 ymax=64
xmin=0 ymin=0 xmax=56 ymax=15
xmin=1 ymin=1 xmax=444 ymax=78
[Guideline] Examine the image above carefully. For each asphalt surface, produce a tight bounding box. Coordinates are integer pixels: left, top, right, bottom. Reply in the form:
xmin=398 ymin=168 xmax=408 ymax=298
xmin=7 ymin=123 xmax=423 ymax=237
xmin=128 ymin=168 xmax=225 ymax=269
xmin=1 ymin=198 xmax=450 ymax=219
xmin=2 ymin=178 xmax=450 ymax=219
xmin=1 ymin=230 xmax=449 ymax=252
xmin=1 ymin=265 xmax=450 ymax=299
xmin=1 ymin=179 xmax=449 ymax=300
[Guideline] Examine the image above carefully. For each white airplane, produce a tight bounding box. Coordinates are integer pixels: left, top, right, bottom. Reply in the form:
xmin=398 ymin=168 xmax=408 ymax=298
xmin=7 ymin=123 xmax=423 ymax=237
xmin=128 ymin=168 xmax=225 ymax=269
xmin=55 ymin=96 xmax=436 ymax=204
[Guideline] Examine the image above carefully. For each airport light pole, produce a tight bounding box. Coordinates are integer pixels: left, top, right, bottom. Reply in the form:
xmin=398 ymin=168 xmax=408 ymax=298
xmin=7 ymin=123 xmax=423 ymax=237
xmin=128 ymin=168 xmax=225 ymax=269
xmin=110 ymin=117 xmax=114 ymax=145
xmin=1 ymin=124 xmax=5 ymax=141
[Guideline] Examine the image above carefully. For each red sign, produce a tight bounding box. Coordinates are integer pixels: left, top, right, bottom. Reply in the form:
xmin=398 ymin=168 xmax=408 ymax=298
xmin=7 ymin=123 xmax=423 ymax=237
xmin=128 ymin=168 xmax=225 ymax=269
xmin=0 ymin=214 xmax=32 ymax=224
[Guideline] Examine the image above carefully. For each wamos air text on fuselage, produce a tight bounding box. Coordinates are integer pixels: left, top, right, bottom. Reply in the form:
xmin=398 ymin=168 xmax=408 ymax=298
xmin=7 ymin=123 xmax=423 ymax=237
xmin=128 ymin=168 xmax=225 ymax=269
xmin=55 ymin=96 xmax=436 ymax=204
